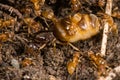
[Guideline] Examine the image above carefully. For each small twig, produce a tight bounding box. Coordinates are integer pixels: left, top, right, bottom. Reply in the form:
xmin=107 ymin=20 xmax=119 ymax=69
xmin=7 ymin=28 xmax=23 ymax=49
xmin=38 ymin=43 xmax=47 ymax=50
xmin=0 ymin=3 xmax=23 ymax=19
xmin=101 ymin=0 xmax=113 ymax=56
xmin=40 ymin=16 xmax=50 ymax=28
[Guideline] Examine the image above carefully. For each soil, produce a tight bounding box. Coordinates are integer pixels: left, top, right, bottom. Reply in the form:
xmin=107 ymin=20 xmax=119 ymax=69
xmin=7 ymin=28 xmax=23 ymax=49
xmin=0 ymin=0 xmax=120 ymax=80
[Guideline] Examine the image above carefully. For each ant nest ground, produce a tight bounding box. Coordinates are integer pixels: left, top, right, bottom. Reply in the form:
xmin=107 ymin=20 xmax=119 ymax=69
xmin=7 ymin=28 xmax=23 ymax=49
xmin=0 ymin=0 xmax=120 ymax=80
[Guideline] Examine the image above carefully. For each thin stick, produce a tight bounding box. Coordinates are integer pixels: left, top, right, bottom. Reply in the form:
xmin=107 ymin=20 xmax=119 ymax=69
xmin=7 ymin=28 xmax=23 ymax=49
xmin=101 ymin=0 xmax=113 ymax=56
xmin=0 ymin=3 xmax=23 ymax=19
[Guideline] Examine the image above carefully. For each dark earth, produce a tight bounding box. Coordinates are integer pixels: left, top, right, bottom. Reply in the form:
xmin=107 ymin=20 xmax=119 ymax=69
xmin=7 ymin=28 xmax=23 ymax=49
xmin=0 ymin=0 xmax=120 ymax=80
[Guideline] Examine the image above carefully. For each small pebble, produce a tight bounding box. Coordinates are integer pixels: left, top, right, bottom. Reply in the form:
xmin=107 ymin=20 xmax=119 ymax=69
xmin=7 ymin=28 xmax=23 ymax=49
xmin=11 ymin=58 xmax=20 ymax=69
xmin=49 ymin=75 xmax=56 ymax=80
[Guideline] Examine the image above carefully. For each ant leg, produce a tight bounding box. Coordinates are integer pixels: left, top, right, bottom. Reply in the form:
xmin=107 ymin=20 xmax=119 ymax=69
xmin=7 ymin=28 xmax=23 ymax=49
xmin=55 ymin=39 xmax=80 ymax=51
xmin=68 ymin=43 xmax=80 ymax=51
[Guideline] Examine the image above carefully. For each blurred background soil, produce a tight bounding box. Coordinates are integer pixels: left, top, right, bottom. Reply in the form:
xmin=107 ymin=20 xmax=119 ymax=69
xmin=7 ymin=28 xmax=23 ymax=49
xmin=0 ymin=0 xmax=120 ymax=80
